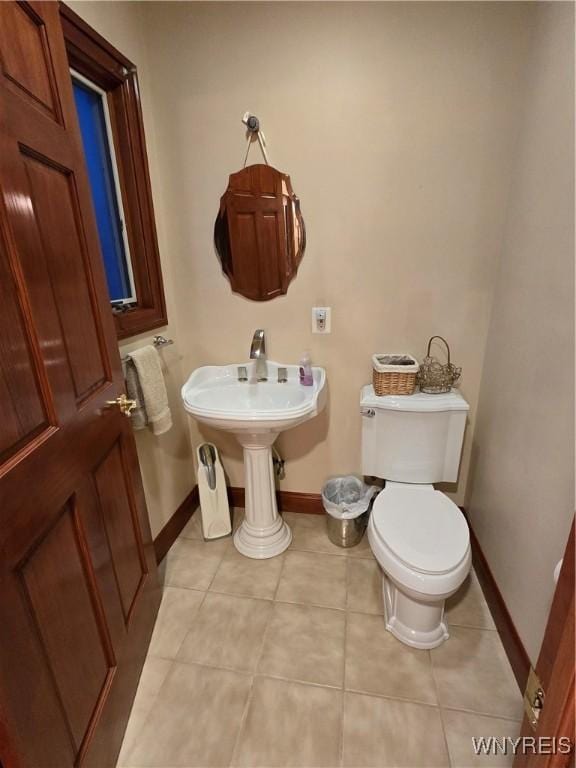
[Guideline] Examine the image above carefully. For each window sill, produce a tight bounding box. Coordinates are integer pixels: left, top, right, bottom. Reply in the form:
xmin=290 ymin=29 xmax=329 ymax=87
xmin=114 ymin=305 xmax=168 ymax=340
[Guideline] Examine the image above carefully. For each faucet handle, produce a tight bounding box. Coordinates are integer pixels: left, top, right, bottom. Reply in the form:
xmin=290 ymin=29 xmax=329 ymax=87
xmin=237 ymin=366 xmax=248 ymax=382
xmin=277 ymin=367 xmax=288 ymax=383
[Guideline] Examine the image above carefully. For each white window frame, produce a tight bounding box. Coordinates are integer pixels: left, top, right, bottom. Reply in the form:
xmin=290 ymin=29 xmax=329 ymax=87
xmin=71 ymin=68 xmax=137 ymax=305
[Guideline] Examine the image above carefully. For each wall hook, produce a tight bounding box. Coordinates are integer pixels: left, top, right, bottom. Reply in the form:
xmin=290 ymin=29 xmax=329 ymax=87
xmin=242 ymin=111 xmax=269 ymax=166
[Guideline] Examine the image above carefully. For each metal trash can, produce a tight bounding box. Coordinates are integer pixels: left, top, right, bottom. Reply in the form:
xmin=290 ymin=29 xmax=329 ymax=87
xmin=326 ymin=512 xmax=369 ymax=548
xmin=322 ymin=476 xmax=378 ymax=548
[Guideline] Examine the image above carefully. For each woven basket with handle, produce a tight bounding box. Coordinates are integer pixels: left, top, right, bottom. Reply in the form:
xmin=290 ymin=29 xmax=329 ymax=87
xmin=418 ymin=336 xmax=461 ymax=394
xmin=372 ymin=354 xmax=419 ymax=396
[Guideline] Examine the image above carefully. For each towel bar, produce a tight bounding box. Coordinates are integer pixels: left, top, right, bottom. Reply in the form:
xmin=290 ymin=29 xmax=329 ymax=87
xmin=121 ymin=335 xmax=173 ymax=364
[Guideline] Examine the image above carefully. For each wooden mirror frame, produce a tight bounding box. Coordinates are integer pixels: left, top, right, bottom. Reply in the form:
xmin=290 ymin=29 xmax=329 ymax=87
xmin=214 ymin=164 xmax=305 ymax=301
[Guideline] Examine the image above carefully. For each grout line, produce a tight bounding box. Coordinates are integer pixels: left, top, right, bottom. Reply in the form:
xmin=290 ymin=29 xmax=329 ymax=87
xmin=204 ymin=550 xmax=231 ymax=594
xmin=272 ymin=551 xmax=288 ymax=602
xmin=272 ymin=594 xmax=347 ymax=611
xmin=173 ymin=589 xmax=209 ymax=660
xmin=289 ymin=545 xmax=374 ymax=560
xmin=282 ymin=516 xmax=374 ymax=560
xmin=147 ymin=650 xmax=180 ymax=663
xmin=228 ymin=609 xmax=276 ymax=766
xmin=148 ymin=583 xmax=211 ymax=664
xmin=345 ymin=685 xmax=443 ymax=711
xmin=438 ymin=702 xmax=524 ymax=723
xmin=229 ymin=537 xmax=281 ymax=768
xmin=447 ymin=620 xmax=497 ymax=631
xmin=165 ymin=656 xmax=255 ymax=678
xmin=253 ymin=671 xmax=343 ymax=692
xmin=161 ymin=655 xmax=345 ymax=695
xmin=429 ymin=636 xmax=453 ymax=768
xmin=339 ymin=558 xmax=351 ymax=768
xmin=163 ymin=579 xmax=205 ymax=592
xmin=208 ymin=586 xmax=279 ymax=601
xmin=180 ymin=585 xmax=386 ymax=618
xmin=118 ymin=655 xmax=176 ymax=765
xmin=346 ymin=606 xmax=384 ymax=617
xmin=205 ymin=589 xmax=278 ymax=604
xmin=158 ymin=583 xmax=208 ymax=602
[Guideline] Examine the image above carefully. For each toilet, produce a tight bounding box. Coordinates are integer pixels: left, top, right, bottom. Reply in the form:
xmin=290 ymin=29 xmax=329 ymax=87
xmin=360 ymin=384 xmax=471 ymax=649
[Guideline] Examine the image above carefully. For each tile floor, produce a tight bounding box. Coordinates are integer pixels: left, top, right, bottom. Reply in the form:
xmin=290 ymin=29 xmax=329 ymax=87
xmin=118 ymin=511 xmax=523 ymax=768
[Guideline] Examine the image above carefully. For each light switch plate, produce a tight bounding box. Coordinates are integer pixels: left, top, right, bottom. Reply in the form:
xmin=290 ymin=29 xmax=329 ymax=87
xmin=312 ymin=307 xmax=331 ymax=334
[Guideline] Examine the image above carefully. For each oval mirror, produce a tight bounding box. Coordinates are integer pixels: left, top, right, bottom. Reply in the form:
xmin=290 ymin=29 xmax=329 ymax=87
xmin=214 ymin=164 xmax=305 ymax=301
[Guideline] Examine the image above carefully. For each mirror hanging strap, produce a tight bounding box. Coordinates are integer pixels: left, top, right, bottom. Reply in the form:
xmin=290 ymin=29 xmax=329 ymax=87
xmin=242 ymin=112 xmax=269 ymax=167
xmin=243 ymin=132 xmax=269 ymax=167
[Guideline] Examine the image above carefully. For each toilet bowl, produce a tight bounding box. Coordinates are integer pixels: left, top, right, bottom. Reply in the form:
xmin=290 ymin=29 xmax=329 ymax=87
xmin=367 ymin=483 xmax=471 ymax=649
xmin=360 ymin=384 xmax=471 ymax=648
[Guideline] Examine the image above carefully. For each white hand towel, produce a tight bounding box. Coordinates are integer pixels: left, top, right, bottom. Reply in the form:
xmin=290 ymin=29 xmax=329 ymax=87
xmin=125 ymin=358 xmax=147 ymax=430
xmin=129 ymin=345 xmax=172 ymax=435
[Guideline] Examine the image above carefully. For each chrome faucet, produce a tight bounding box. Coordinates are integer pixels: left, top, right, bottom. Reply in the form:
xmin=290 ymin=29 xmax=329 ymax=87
xmin=250 ymin=329 xmax=267 ymax=381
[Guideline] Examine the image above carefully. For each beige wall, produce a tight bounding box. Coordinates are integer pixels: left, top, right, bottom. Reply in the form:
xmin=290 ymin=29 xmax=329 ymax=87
xmin=69 ymin=8 xmax=574 ymax=680
xmin=139 ymin=1 xmax=534 ymax=505
xmin=68 ymin=1 xmax=196 ymax=538
xmin=467 ymin=2 xmax=575 ymax=663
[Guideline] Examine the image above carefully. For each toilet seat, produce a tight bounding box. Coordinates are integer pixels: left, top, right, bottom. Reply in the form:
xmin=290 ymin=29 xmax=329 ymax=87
xmin=371 ymin=486 xmax=469 ymax=574
xmin=368 ymin=486 xmax=471 ymax=599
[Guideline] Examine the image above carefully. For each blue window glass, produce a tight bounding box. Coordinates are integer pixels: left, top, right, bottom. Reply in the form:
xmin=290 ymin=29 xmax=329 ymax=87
xmin=72 ymin=78 xmax=134 ymax=303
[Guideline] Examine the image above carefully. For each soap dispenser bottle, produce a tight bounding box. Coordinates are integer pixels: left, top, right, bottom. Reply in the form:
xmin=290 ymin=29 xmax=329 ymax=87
xmin=299 ymin=351 xmax=314 ymax=386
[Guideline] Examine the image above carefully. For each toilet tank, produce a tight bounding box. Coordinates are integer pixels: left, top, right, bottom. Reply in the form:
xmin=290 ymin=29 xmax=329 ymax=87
xmin=360 ymin=385 xmax=469 ymax=483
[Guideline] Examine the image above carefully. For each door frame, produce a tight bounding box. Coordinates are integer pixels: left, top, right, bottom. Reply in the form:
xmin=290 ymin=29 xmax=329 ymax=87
xmin=514 ymin=519 xmax=575 ymax=768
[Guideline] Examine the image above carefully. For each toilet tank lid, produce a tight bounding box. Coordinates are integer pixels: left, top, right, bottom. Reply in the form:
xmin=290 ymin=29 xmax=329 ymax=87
xmin=360 ymin=385 xmax=469 ymax=413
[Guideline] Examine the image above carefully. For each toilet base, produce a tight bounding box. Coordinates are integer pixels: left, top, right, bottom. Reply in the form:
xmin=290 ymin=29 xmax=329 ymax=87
xmin=382 ymin=575 xmax=449 ymax=649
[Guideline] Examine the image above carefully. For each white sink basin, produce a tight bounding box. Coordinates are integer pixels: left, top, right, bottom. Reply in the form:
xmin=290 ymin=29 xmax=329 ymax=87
xmin=182 ymin=361 xmax=327 ymax=558
xmin=182 ymin=361 xmax=326 ymax=432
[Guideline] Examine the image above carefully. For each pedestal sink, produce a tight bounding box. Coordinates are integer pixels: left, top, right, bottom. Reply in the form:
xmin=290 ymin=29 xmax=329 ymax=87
xmin=182 ymin=360 xmax=327 ymax=558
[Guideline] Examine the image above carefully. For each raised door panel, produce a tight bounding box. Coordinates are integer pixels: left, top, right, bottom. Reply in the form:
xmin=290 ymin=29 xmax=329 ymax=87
xmin=0 ymin=135 xmax=114 ymax=425
xmin=0 ymin=2 xmax=61 ymax=122
xmin=94 ymin=440 xmax=147 ymax=623
xmin=226 ymin=194 xmax=286 ymax=300
xmin=1 ymin=437 xmax=152 ymax=767
xmin=22 ymin=151 xmax=109 ymax=404
xmin=0 ymin=577 xmax=76 ymax=767
xmin=77 ymin=475 xmax=127 ymax=652
xmin=0 ymin=221 xmax=52 ymax=465
xmin=228 ymin=211 xmax=260 ymax=298
xmin=259 ymin=211 xmax=286 ymax=298
xmin=20 ymin=499 xmax=114 ymax=752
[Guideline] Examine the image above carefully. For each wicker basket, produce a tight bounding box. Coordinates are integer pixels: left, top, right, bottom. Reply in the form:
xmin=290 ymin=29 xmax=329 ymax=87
xmin=372 ymin=354 xmax=419 ymax=396
xmin=418 ymin=336 xmax=461 ymax=394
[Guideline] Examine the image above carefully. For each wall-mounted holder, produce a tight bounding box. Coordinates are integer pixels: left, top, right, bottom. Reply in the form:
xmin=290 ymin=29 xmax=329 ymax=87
xmin=242 ymin=111 xmax=269 ymax=166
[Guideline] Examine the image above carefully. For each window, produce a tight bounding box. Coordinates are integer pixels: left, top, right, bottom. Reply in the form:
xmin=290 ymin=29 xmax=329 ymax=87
xmin=61 ymin=4 xmax=167 ymax=339
xmin=72 ymin=71 xmax=136 ymax=305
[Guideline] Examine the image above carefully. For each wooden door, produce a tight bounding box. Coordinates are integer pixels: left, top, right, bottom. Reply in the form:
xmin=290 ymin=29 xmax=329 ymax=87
xmin=0 ymin=3 xmax=160 ymax=766
xmin=514 ymin=519 xmax=575 ymax=768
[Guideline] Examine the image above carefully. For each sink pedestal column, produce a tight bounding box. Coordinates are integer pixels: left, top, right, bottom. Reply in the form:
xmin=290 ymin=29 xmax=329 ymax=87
xmin=233 ymin=432 xmax=292 ymax=559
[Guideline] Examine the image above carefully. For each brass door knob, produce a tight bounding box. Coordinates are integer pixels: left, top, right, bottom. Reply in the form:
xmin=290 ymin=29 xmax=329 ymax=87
xmin=106 ymin=393 xmax=137 ymax=416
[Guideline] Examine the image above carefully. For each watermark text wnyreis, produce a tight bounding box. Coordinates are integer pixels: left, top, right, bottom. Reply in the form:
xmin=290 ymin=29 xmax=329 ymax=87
xmin=472 ymin=736 xmax=573 ymax=756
